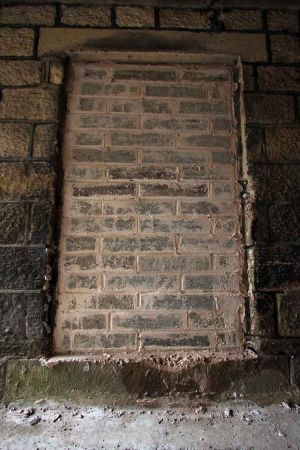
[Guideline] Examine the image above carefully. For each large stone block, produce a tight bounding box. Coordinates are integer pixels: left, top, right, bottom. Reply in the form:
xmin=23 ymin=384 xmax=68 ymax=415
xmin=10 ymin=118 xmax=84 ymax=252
xmin=0 ymin=88 xmax=58 ymax=120
xmin=0 ymin=247 xmax=46 ymax=290
xmin=271 ymin=35 xmax=300 ymax=63
xmin=61 ymin=5 xmax=111 ymax=26
xmin=277 ymin=291 xmax=300 ymax=337
xmin=220 ymin=9 xmax=262 ymax=30
xmin=0 ymin=28 xmax=34 ymax=57
xmin=112 ymin=312 xmax=184 ymax=331
xmin=141 ymin=293 xmax=214 ymax=311
xmin=269 ymin=203 xmax=300 ymax=242
xmin=116 ymin=6 xmax=154 ymax=27
xmin=268 ymin=10 xmax=299 ymax=32
xmin=244 ymin=94 xmax=295 ymax=124
xmin=0 ymin=60 xmax=41 ymax=86
xmin=0 ymin=4 xmax=55 ymax=25
xmin=258 ymin=66 xmax=300 ymax=92
xmin=0 ymin=123 xmax=31 ymax=158
xmin=160 ymin=9 xmax=213 ymax=29
xmin=265 ymin=127 xmax=300 ymax=161
xmin=0 ymin=203 xmax=27 ymax=244
xmin=33 ymin=125 xmax=57 ymax=159
xmin=103 ymin=236 xmax=175 ymax=253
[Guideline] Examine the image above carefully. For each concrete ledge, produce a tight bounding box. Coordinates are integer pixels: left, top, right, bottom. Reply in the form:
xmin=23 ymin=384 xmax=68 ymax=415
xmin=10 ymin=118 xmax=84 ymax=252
xmin=0 ymin=352 xmax=292 ymax=405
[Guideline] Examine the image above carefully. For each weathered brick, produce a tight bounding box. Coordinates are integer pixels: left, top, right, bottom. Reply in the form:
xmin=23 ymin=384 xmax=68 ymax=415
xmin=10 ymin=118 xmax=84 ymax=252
xmin=110 ymin=132 xmax=174 ymax=147
xmin=179 ymin=100 xmax=228 ymax=115
xmin=160 ymin=9 xmax=212 ymax=29
xmin=113 ymin=69 xmax=176 ymax=81
xmin=141 ymin=333 xmax=211 ymax=348
xmin=74 ymin=66 xmax=108 ymax=80
xmin=116 ymin=6 xmax=154 ymax=27
xmin=106 ymin=274 xmax=179 ymax=291
xmin=140 ymin=218 xmax=210 ymax=234
xmin=212 ymin=181 xmax=234 ymax=198
xmin=258 ymin=66 xmax=300 ymax=92
xmin=103 ymin=199 xmax=176 ymax=216
xmin=66 ymin=236 xmax=96 ymax=252
xmin=179 ymin=200 xmax=233 ymax=215
xmin=212 ymin=151 xmax=234 ymax=165
xmin=140 ymin=255 xmax=210 ymax=272
xmin=66 ymin=273 xmax=98 ymax=291
xmin=65 ymin=293 xmax=135 ymax=310
xmin=211 ymin=117 xmax=231 ymax=133
xmin=244 ymin=94 xmax=295 ymax=124
xmin=0 ymin=89 xmax=58 ymax=120
xmin=73 ymin=148 xmax=136 ymax=163
xmin=0 ymin=123 xmax=31 ymax=158
xmin=61 ymin=5 xmax=111 ymax=26
xmin=64 ymin=255 xmax=98 ymax=272
xmin=73 ymin=333 xmax=136 ymax=349
xmin=33 ymin=125 xmax=57 ymax=159
xmin=268 ymin=10 xmax=299 ymax=32
xmin=103 ymin=236 xmax=175 ymax=253
xmin=220 ymin=9 xmax=262 ymax=30
xmin=181 ymin=69 xmax=229 ymax=83
xmin=0 ymin=4 xmax=55 ymax=25
xmin=76 ymin=114 xmax=140 ymax=130
xmin=0 ymin=203 xmax=27 ymax=244
xmin=142 ymin=117 xmax=208 ymax=131
xmin=0 ymin=60 xmax=41 ymax=86
xmin=102 ymin=255 xmax=135 ymax=271
xmin=145 ymin=85 xmax=207 ymax=99
xmin=63 ymin=314 xmax=106 ymax=330
xmin=184 ymin=274 xmax=239 ymax=291
xmin=70 ymin=217 xmax=135 ymax=234
xmin=108 ymin=166 xmax=177 ymax=180
xmin=0 ymin=247 xmax=45 ymax=290
xmin=143 ymin=99 xmax=175 ymax=114
xmin=141 ymin=294 xmax=214 ymax=310
xmin=0 ymin=293 xmax=27 ymax=345
xmin=69 ymin=199 xmax=102 ymax=216
xmin=182 ymin=165 xmax=234 ymax=180
xmin=271 ymin=35 xmax=300 ymax=63
xmin=141 ymin=149 xmax=209 ymax=164
xmin=112 ymin=312 xmax=184 ymax=331
xmin=277 ymin=291 xmax=300 ymax=337
xmin=140 ymin=183 xmax=208 ymax=197
xmin=108 ymin=99 xmax=175 ymax=114
xmin=214 ymin=217 xmax=237 ymax=235
xmin=265 ymin=127 xmax=300 ymax=161
xmin=179 ymin=236 xmax=237 ymax=253
xmin=178 ymin=134 xmax=231 ymax=149
xmin=49 ymin=61 xmax=64 ymax=86
xmin=214 ymin=254 xmax=239 ymax=272
xmin=67 ymin=166 xmax=105 ymax=181
xmin=0 ymin=28 xmax=34 ymax=57
xmin=73 ymin=131 xmax=103 ymax=146
xmin=72 ymin=183 xmax=136 ymax=197
xmin=80 ymin=82 xmax=140 ymax=96
xmin=188 ymin=312 xmax=226 ymax=329
xmin=73 ymin=97 xmax=107 ymax=112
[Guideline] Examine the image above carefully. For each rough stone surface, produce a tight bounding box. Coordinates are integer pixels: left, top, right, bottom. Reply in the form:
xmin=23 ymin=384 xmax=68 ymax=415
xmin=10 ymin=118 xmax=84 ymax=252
xmin=0 ymin=88 xmax=58 ymax=120
xmin=245 ymin=94 xmax=295 ymax=124
xmin=0 ymin=28 xmax=34 ymax=57
xmin=116 ymin=7 xmax=154 ymax=27
xmin=220 ymin=9 xmax=262 ymax=30
xmin=268 ymin=10 xmax=299 ymax=32
xmin=33 ymin=125 xmax=57 ymax=159
xmin=265 ymin=127 xmax=300 ymax=161
xmin=258 ymin=66 xmax=300 ymax=92
xmin=61 ymin=5 xmax=111 ymax=26
xmin=0 ymin=123 xmax=31 ymax=158
xmin=0 ymin=60 xmax=42 ymax=86
xmin=160 ymin=9 xmax=213 ymax=29
xmin=0 ymin=203 xmax=27 ymax=244
xmin=277 ymin=291 xmax=300 ymax=337
xmin=0 ymin=4 xmax=56 ymax=25
xmin=271 ymin=35 xmax=300 ymax=63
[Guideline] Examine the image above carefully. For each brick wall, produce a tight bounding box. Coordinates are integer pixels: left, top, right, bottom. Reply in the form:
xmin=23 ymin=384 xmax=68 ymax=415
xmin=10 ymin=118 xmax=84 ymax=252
xmin=54 ymin=63 xmax=242 ymax=353
xmin=0 ymin=2 xmax=299 ymax=365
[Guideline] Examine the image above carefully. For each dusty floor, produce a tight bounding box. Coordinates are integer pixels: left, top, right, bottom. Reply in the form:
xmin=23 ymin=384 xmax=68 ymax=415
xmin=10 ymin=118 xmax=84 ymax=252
xmin=0 ymin=398 xmax=299 ymax=450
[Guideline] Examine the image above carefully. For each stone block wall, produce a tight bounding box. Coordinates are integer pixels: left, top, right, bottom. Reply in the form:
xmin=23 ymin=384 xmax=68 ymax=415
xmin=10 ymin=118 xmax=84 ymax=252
xmin=54 ymin=63 xmax=242 ymax=353
xmin=0 ymin=2 xmax=299 ymax=366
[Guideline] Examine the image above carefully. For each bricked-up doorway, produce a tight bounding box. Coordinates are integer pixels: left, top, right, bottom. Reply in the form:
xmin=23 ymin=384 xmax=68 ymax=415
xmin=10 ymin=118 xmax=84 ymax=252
xmin=55 ymin=57 xmax=244 ymax=354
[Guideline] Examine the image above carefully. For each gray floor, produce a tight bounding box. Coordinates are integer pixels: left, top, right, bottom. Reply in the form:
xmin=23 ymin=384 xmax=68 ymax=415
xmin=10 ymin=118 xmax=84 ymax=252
xmin=0 ymin=399 xmax=300 ymax=450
